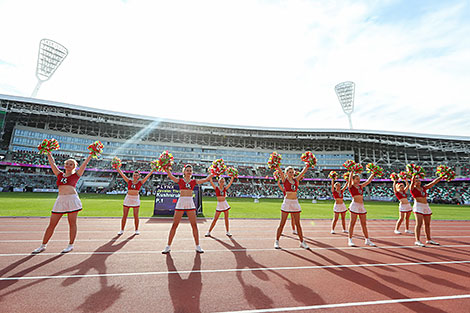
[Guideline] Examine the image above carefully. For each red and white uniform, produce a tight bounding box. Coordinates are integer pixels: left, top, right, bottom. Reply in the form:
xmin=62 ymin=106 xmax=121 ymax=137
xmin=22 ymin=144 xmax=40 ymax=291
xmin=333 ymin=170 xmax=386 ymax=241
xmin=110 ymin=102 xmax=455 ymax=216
xmin=348 ymin=185 xmax=367 ymax=214
xmin=52 ymin=172 xmax=82 ymax=214
xmin=395 ymin=190 xmax=412 ymax=212
xmin=411 ymin=187 xmax=432 ymax=215
xmin=175 ymin=178 xmax=197 ymax=211
xmin=332 ymin=189 xmax=347 ymax=213
xmin=281 ymin=179 xmax=301 ymax=213
xmin=215 ymin=186 xmax=230 ymax=212
xmin=123 ymin=180 xmax=143 ymax=207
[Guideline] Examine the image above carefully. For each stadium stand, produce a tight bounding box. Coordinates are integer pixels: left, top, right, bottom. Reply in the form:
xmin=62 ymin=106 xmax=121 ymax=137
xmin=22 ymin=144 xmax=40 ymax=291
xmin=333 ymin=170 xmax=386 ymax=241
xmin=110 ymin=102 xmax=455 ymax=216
xmin=1 ymin=94 xmax=469 ymax=204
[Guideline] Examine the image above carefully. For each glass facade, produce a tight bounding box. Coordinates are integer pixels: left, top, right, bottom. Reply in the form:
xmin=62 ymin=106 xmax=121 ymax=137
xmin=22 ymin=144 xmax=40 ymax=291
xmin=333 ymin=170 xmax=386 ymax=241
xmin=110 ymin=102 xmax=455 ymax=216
xmin=11 ymin=127 xmax=353 ymax=168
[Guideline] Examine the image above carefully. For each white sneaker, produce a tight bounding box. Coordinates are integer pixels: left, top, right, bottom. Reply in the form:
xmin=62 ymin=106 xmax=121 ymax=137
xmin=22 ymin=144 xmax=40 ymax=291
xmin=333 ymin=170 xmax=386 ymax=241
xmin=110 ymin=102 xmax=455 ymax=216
xmin=394 ymin=230 xmax=401 ymax=234
xmin=365 ymin=239 xmax=376 ymax=247
xmin=405 ymin=230 xmax=414 ymax=234
xmin=348 ymin=239 xmax=356 ymax=247
xmin=195 ymin=245 xmax=204 ymax=253
xmin=342 ymin=230 xmax=349 ymax=233
xmin=292 ymin=230 xmax=298 ymax=235
xmin=162 ymin=245 xmax=171 ymax=254
xmin=32 ymin=244 xmax=46 ymax=254
xmin=330 ymin=230 xmax=335 ymax=234
xmin=415 ymin=241 xmax=426 ymax=247
xmin=61 ymin=244 xmax=74 ymax=253
xmin=274 ymin=240 xmax=280 ymax=249
xmin=117 ymin=230 xmax=124 ymax=235
xmin=226 ymin=232 xmax=232 ymax=237
xmin=135 ymin=230 xmax=140 ymax=235
xmin=426 ymin=240 xmax=440 ymax=245
xmin=300 ymin=241 xmax=309 ymax=249
xmin=205 ymin=232 xmax=211 ymax=237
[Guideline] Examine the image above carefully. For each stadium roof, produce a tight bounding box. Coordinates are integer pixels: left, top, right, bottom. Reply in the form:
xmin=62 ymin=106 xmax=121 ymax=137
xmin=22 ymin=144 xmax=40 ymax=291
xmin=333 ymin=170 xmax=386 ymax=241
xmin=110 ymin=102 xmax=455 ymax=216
xmin=2 ymin=93 xmax=470 ymax=142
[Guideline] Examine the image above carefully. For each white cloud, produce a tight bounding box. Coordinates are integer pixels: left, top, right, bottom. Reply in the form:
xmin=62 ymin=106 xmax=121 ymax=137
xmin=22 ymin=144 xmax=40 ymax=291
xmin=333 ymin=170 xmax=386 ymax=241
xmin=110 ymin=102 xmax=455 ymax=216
xmin=0 ymin=0 xmax=469 ymax=137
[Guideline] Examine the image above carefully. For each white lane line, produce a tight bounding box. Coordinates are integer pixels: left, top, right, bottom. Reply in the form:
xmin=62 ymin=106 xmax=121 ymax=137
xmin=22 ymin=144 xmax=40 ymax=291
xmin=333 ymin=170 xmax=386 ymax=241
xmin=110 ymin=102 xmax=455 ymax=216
xmin=1 ymin=228 xmax=470 ymax=234
xmin=1 ymin=235 xmax=470 ymax=243
xmin=0 ymin=244 xmax=469 ymax=257
xmin=218 ymin=294 xmax=470 ymax=313
xmin=0 ymin=260 xmax=469 ymax=281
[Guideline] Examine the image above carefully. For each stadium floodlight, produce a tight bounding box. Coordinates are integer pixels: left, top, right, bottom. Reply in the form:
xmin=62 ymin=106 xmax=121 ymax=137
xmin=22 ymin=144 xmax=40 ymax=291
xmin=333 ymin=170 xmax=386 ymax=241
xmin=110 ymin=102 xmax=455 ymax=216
xmin=334 ymin=81 xmax=355 ymax=129
xmin=31 ymin=39 xmax=68 ymax=98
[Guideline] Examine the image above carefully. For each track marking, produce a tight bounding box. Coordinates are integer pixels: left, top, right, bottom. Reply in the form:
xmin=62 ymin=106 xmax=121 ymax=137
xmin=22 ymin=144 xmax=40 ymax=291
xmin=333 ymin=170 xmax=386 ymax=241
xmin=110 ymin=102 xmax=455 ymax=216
xmin=1 ymin=235 xmax=470 ymax=243
xmin=2 ymin=227 xmax=470 ymax=233
xmin=0 ymin=244 xmax=469 ymax=257
xmin=0 ymin=260 xmax=469 ymax=281
xmin=218 ymin=294 xmax=470 ymax=313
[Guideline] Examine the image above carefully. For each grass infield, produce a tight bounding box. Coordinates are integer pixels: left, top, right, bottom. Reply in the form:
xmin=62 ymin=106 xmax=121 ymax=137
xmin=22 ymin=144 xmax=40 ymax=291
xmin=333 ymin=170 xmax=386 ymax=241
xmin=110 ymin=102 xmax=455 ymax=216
xmin=0 ymin=192 xmax=468 ymax=220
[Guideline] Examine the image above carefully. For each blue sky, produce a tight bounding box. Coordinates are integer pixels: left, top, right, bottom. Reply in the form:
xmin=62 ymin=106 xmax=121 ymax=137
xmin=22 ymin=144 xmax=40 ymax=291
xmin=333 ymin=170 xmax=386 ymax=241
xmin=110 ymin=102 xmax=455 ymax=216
xmin=0 ymin=0 xmax=469 ymax=137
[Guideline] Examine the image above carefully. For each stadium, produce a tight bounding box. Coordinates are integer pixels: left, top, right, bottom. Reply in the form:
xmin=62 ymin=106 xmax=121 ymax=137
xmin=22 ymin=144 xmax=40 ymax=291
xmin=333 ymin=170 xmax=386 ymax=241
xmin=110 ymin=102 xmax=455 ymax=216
xmin=1 ymin=94 xmax=469 ymax=204
xmin=2 ymin=1 xmax=470 ymax=310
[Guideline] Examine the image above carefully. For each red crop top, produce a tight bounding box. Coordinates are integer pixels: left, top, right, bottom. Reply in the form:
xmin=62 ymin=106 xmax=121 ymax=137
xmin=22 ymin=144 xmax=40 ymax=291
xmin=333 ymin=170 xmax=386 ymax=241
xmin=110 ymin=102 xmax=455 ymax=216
xmin=215 ymin=186 xmax=227 ymax=197
xmin=410 ymin=187 xmax=427 ymax=198
xmin=128 ymin=180 xmax=143 ymax=191
xmin=283 ymin=179 xmax=299 ymax=192
xmin=56 ymin=172 xmax=80 ymax=188
xmin=332 ymin=189 xmax=343 ymax=199
xmin=395 ymin=191 xmax=408 ymax=200
xmin=178 ymin=178 xmax=197 ymax=190
xmin=349 ymin=185 xmax=363 ymax=197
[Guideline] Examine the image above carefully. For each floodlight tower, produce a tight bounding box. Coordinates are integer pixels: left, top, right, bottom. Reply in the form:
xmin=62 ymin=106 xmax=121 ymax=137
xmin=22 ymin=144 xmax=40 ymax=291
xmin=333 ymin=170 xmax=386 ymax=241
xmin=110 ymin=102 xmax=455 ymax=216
xmin=31 ymin=39 xmax=68 ymax=97
xmin=334 ymin=81 xmax=355 ymax=129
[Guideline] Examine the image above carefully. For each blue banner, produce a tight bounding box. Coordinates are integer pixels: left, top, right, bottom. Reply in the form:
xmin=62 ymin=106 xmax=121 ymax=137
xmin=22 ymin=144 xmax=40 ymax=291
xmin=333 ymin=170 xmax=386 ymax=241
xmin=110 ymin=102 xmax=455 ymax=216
xmin=153 ymin=183 xmax=203 ymax=215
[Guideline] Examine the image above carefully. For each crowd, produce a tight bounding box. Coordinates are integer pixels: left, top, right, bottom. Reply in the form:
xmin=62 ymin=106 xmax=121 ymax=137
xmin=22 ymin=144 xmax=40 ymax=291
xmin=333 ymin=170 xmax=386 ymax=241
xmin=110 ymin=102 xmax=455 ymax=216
xmin=1 ymin=151 xmax=468 ymax=204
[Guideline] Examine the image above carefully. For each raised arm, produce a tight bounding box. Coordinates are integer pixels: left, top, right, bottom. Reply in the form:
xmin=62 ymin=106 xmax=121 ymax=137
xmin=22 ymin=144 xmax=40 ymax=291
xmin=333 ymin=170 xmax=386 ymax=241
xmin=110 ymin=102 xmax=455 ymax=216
xmin=295 ymin=165 xmax=309 ymax=182
xmin=341 ymin=183 xmax=348 ymax=192
xmin=116 ymin=167 xmax=130 ymax=183
xmin=347 ymin=171 xmax=354 ymax=187
xmin=276 ymin=179 xmax=283 ymax=191
xmin=404 ymin=179 xmax=410 ymax=192
xmin=392 ymin=180 xmax=397 ymax=193
xmin=331 ymin=179 xmax=335 ymax=193
xmin=424 ymin=176 xmax=443 ymax=190
xmin=76 ymin=154 xmax=93 ymax=177
xmin=196 ymin=174 xmax=213 ymax=184
xmin=277 ymin=166 xmax=286 ymax=183
xmin=140 ymin=170 xmax=155 ymax=184
xmin=209 ymin=178 xmax=217 ymax=190
xmin=226 ymin=176 xmax=236 ymax=190
xmin=165 ymin=168 xmax=179 ymax=183
xmin=411 ymin=174 xmax=418 ymax=189
xmin=47 ymin=152 xmax=61 ymax=176
xmin=360 ymin=173 xmax=375 ymax=188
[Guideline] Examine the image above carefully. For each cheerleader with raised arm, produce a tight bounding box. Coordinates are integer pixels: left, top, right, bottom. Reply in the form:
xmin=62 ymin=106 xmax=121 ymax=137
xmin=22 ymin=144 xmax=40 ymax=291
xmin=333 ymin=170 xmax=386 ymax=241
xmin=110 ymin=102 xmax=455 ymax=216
xmin=205 ymin=175 xmax=235 ymax=237
xmin=162 ymin=165 xmax=212 ymax=254
xmin=347 ymin=171 xmax=376 ymax=247
xmin=274 ymin=165 xmax=310 ymax=250
xmin=32 ymin=152 xmax=92 ymax=254
xmin=410 ymin=174 xmax=443 ymax=247
xmin=392 ymin=176 xmax=413 ymax=235
xmin=330 ymin=177 xmax=348 ymax=234
xmin=275 ymin=171 xmax=297 ymax=234
xmin=116 ymin=167 xmax=154 ymax=235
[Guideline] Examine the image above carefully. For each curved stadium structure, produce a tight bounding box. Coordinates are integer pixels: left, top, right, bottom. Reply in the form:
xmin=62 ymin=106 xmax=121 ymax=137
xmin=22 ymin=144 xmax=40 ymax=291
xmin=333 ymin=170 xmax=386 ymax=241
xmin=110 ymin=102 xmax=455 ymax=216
xmin=1 ymin=94 xmax=469 ymax=203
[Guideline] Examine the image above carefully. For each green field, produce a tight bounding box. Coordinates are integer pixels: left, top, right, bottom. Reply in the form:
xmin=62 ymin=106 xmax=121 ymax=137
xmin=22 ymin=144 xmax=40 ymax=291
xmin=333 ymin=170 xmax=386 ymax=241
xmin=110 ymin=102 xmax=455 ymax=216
xmin=0 ymin=192 xmax=468 ymax=220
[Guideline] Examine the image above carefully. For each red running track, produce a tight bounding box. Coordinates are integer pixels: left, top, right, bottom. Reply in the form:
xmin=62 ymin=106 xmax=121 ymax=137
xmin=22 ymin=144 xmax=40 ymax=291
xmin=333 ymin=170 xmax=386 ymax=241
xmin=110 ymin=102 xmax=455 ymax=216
xmin=0 ymin=217 xmax=469 ymax=312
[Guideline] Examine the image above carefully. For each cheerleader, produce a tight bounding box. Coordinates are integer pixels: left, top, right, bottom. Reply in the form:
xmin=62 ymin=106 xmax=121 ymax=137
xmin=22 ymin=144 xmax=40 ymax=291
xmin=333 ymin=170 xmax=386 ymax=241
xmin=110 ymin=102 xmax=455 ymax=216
xmin=274 ymin=165 xmax=309 ymax=250
xmin=32 ymin=151 xmax=92 ymax=254
xmin=275 ymin=174 xmax=297 ymax=234
xmin=347 ymin=171 xmax=376 ymax=247
xmin=162 ymin=165 xmax=212 ymax=254
xmin=205 ymin=175 xmax=235 ymax=237
xmin=410 ymin=174 xmax=443 ymax=247
xmin=392 ymin=177 xmax=413 ymax=235
xmin=330 ymin=178 xmax=348 ymax=234
xmin=116 ymin=167 xmax=154 ymax=235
